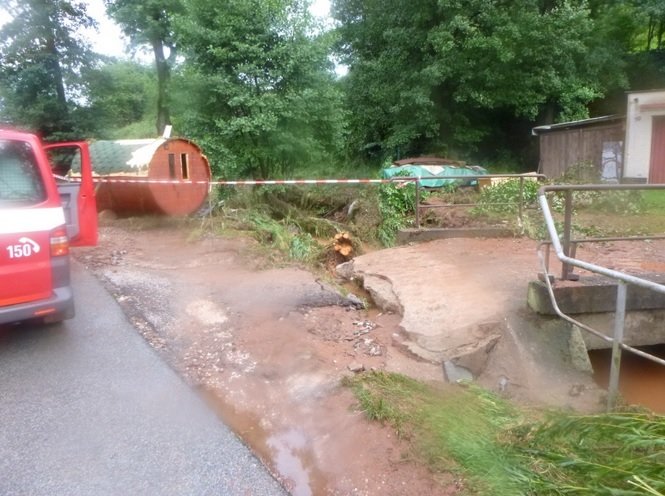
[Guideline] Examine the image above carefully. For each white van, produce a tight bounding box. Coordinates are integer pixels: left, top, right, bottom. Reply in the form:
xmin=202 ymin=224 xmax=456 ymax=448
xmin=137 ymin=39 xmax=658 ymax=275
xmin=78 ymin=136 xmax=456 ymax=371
xmin=0 ymin=129 xmax=97 ymax=324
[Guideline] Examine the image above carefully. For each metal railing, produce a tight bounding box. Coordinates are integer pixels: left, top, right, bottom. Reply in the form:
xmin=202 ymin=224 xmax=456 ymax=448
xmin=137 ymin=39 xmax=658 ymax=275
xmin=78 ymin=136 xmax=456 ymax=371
xmin=413 ymin=173 xmax=546 ymax=229
xmin=538 ymin=183 xmax=665 ymax=410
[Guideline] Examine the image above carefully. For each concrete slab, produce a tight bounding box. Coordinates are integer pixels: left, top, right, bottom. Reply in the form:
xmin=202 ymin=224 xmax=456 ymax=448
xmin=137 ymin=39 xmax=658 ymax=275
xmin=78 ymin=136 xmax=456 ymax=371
xmin=338 ymin=238 xmax=608 ymax=410
xmin=340 ymin=237 xmax=537 ymax=365
xmin=527 ymin=274 xmax=665 ymax=315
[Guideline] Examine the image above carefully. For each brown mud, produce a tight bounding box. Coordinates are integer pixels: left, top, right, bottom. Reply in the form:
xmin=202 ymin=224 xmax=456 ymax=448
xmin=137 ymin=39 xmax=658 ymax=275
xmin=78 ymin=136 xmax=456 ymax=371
xmin=76 ymin=221 xmax=459 ymax=496
xmin=76 ymin=219 xmax=665 ymax=494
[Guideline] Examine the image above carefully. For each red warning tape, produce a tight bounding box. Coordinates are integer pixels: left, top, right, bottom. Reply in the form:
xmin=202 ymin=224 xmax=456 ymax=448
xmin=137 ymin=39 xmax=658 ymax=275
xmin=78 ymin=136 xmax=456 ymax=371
xmin=61 ymin=177 xmax=419 ymax=186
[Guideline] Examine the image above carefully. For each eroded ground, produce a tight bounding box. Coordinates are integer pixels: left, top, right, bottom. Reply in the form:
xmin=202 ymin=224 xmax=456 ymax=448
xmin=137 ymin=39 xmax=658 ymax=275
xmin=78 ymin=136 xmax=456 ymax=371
xmin=76 ymin=218 xmax=665 ymax=494
xmin=76 ymin=220 xmax=457 ymax=496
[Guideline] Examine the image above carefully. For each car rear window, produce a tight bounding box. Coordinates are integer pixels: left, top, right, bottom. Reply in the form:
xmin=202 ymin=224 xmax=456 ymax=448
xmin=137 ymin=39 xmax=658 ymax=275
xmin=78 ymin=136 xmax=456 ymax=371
xmin=0 ymin=140 xmax=46 ymax=206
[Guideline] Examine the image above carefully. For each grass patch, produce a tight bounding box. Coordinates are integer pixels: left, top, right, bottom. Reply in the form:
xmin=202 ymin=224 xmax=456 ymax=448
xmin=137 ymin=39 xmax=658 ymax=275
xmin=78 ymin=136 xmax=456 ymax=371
xmin=345 ymin=371 xmax=665 ymax=495
xmin=642 ymin=190 xmax=665 ymax=214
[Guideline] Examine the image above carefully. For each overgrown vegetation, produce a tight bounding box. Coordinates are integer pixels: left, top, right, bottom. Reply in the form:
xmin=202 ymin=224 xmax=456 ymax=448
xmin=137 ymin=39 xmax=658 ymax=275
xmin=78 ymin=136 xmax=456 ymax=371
xmin=203 ymin=184 xmax=388 ymax=265
xmin=377 ymin=180 xmax=424 ymax=246
xmin=345 ymin=371 xmax=665 ymax=495
xmin=474 ymin=179 xmax=540 ymax=214
xmin=200 ymin=173 xmax=665 ymax=266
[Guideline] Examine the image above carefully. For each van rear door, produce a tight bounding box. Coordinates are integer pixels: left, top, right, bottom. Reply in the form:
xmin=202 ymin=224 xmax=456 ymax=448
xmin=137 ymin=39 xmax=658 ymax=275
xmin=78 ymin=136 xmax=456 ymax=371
xmin=45 ymin=142 xmax=97 ymax=247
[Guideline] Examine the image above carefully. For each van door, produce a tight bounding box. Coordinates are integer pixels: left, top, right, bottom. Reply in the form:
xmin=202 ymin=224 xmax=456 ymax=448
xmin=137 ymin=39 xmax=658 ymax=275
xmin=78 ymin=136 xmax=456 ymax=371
xmin=44 ymin=142 xmax=98 ymax=247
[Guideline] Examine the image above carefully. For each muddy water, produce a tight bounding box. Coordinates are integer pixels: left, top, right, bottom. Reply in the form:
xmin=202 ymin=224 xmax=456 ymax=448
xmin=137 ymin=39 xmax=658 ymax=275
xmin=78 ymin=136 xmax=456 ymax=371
xmin=198 ymin=387 xmax=329 ymax=496
xmin=588 ymin=344 xmax=665 ymax=413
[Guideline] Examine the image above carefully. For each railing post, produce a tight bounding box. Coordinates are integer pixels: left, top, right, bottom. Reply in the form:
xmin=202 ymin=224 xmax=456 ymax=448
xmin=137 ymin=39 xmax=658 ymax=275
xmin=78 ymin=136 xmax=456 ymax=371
xmin=607 ymin=281 xmax=627 ymax=411
xmin=561 ymin=190 xmax=573 ymax=280
xmin=518 ymin=176 xmax=524 ymax=224
xmin=415 ymin=178 xmax=421 ymax=229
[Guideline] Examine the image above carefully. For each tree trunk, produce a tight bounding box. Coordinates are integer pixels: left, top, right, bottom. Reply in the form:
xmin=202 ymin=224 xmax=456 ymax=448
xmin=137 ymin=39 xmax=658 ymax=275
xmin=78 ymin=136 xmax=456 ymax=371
xmin=39 ymin=0 xmax=70 ymax=135
xmin=151 ymin=38 xmax=172 ymax=135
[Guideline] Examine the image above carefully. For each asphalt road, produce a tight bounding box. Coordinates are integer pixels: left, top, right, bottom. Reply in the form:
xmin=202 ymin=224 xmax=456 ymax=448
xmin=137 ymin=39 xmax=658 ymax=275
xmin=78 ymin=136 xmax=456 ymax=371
xmin=0 ymin=262 xmax=286 ymax=496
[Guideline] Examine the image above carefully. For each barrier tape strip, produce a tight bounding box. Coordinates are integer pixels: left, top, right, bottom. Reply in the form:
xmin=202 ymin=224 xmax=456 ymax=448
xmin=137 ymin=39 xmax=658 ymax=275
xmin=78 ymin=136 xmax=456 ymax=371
xmin=58 ymin=177 xmax=420 ymax=186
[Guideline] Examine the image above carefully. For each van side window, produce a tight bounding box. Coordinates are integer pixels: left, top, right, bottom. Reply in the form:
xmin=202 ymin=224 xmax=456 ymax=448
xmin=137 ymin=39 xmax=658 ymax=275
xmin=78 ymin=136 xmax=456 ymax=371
xmin=0 ymin=140 xmax=46 ymax=206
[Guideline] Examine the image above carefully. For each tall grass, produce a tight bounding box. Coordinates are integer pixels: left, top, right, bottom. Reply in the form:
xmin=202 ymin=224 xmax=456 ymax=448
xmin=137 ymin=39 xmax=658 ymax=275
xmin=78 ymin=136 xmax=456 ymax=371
xmin=345 ymin=371 xmax=665 ymax=495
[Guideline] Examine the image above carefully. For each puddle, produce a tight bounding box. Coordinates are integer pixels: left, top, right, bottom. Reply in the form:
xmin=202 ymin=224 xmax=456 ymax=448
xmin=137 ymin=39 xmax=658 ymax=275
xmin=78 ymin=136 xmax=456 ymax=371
xmin=267 ymin=428 xmax=313 ymax=496
xmin=589 ymin=344 xmax=665 ymax=413
xmin=197 ymin=387 xmax=330 ymax=495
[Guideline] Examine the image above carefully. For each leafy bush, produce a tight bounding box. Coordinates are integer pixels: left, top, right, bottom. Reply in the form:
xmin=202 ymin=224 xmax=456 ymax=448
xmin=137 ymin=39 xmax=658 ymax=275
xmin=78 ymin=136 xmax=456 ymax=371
xmin=475 ymin=179 xmax=540 ymax=214
xmin=377 ymin=181 xmax=421 ymax=246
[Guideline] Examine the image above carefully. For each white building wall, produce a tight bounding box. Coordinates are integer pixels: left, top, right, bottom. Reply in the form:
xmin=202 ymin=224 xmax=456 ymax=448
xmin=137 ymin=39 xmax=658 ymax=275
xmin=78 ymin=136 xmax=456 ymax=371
xmin=624 ymin=90 xmax=665 ymax=180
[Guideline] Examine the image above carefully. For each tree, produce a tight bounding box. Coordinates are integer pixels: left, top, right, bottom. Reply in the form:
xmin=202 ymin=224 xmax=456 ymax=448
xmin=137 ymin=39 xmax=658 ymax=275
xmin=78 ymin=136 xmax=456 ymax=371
xmin=0 ymin=0 xmax=95 ymax=139
xmin=105 ymin=0 xmax=183 ymax=134
xmin=173 ymin=0 xmax=345 ymax=177
xmin=82 ymin=60 xmax=156 ymax=138
xmin=333 ymin=0 xmax=629 ymax=165
xmin=333 ymin=0 xmax=440 ymax=160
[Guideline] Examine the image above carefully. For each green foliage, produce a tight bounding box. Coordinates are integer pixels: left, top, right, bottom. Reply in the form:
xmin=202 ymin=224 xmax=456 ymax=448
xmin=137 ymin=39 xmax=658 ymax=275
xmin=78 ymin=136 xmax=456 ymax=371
xmin=333 ymin=0 xmax=633 ymax=164
xmin=347 ymin=371 xmax=665 ymax=495
xmin=172 ymin=0 xmax=346 ymax=178
xmin=560 ymin=161 xmax=601 ymax=184
xmin=377 ymin=181 xmax=421 ymax=246
xmin=106 ymin=0 xmax=183 ymax=134
xmin=475 ymin=179 xmax=540 ymax=214
xmin=82 ymin=61 xmax=156 ymax=138
xmin=511 ymin=412 xmax=665 ymax=494
xmin=0 ymin=0 xmax=97 ymax=139
xmin=219 ymin=186 xmax=366 ymax=264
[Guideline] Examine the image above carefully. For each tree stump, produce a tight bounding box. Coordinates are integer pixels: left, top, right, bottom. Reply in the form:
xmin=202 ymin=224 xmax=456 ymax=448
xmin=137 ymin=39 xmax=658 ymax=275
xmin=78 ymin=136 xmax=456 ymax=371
xmin=333 ymin=231 xmax=353 ymax=258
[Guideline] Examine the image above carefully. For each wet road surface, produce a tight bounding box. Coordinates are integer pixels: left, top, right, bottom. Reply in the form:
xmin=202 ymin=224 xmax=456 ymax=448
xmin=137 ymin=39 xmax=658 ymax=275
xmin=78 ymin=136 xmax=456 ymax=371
xmin=0 ymin=262 xmax=286 ymax=496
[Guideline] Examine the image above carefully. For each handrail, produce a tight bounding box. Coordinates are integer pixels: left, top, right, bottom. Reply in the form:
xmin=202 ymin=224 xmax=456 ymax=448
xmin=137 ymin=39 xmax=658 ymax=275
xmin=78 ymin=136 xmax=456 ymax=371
xmin=537 ymin=183 xmax=665 ymax=411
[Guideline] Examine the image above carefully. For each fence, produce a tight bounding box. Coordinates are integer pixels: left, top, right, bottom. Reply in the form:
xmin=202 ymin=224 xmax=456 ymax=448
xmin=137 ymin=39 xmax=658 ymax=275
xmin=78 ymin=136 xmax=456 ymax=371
xmin=61 ymin=173 xmax=546 ymax=231
xmin=411 ymin=173 xmax=546 ymax=228
xmin=538 ymin=183 xmax=665 ymax=410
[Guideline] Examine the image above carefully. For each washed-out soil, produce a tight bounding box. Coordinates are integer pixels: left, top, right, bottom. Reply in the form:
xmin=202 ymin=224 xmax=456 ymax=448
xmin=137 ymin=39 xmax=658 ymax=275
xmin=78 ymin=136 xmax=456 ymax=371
xmin=75 ymin=215 xmax=665 ymax=494
xmin=76 ymin=219 xmax=460 ymax=496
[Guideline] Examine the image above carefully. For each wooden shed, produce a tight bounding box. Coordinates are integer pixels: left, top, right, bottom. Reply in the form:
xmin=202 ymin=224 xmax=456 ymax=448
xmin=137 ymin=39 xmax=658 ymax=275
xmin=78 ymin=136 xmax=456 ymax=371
xmin=532 ymin=115 xmax=625 ymax=180
xmin=72 ymin=138 xmax=211 ymax=216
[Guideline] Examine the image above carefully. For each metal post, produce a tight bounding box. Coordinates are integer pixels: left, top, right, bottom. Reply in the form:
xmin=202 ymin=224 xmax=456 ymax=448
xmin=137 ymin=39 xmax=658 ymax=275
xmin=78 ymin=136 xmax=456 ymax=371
xmin=518 ymin=176 xmax=524 ymax=224
xmin=607 ymin=281 xmax=627 ymax=411
xmin=561 ymin=190 xmax=573 ymax=280
xmin=415 ymin=179 xmax=421 ymax=229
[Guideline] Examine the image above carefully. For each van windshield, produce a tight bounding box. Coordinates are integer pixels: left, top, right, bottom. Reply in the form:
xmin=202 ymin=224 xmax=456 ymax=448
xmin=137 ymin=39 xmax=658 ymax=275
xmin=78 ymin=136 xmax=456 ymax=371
xmin=0 ymin=140 xmax=46 ymax=206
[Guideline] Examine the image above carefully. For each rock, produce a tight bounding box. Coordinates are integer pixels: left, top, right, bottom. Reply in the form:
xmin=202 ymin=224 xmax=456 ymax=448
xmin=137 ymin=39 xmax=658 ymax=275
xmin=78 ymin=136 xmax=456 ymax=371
xmin=443 ymin=361 xmax=473 ymax=383
xmin=347 ymin=362 xmax=365 ymax=373
xmin=568 ymin=326 xmax=593 ymax=373
xmin=447 ymin=330 xmax=501 ymax=377
xmin=336 ymin=261 xmax=355 ymax=280
xmin=363 ymin=274 xmax=402 ymax=314
xmin=345 ymin=293 xmax=365 ymax=309
xmin=569 ymin=384 xmax=586 ymax=397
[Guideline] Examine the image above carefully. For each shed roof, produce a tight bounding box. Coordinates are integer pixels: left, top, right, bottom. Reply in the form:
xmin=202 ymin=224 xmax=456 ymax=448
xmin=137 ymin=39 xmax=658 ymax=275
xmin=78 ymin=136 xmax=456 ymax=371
xmin=531 ymin=115 xmax=624 ymax=136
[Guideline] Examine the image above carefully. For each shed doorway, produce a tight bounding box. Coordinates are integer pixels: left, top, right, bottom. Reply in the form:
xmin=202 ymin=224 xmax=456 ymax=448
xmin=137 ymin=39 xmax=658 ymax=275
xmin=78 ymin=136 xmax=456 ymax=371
xmin=649 ymin=116 xmax=665 ymax=183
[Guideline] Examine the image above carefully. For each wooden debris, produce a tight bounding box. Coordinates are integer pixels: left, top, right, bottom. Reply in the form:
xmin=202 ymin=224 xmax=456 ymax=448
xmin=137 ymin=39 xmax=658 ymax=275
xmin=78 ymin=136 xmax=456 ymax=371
xmin=333 ymin=231 xmax=353 ymax=257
